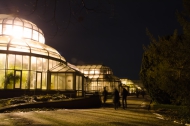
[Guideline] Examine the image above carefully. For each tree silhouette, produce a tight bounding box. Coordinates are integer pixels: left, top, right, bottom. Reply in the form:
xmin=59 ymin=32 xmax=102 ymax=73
xmin=140 ymin=0 xmax=190 ymax=106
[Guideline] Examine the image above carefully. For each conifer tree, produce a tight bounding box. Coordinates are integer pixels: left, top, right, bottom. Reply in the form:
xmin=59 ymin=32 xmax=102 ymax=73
xmin=140 ymin=0 xmax=190 ymax=105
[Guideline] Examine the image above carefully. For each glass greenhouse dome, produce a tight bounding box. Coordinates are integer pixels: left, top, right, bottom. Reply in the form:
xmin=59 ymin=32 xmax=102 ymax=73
xmin=76 ymin=65 xmax=121 ymax=93
xmin=0 ymin=14 xmax=84 ymax=98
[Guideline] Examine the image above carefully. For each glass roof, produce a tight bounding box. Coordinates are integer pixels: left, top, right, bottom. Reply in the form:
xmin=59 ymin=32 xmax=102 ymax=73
xmin=76 ymin=64 xmax=113 ymax=76
xmin=76 ymin=65 xmax=119 ymax=81
xmin=0 ymin=14 xmax=66 ymax=62
xmin=77 ymin=65 xmax=103 ymax=69
xmin=0 ymin=14 xmax=45 ymax=44
xmin=49 ymin=63 xmax=77 ymax=72
xmin=67 ymin=63 xmax=80 ymax=71
xmin=105 ymin=75 xmax=120 ymax=81
xmin=0 ymin=36 xmax=66 ymax=62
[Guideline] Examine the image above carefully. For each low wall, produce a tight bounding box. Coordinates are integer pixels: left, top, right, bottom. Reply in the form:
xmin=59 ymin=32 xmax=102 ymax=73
xmin=0 ymin=89 xmax=77 ymax=99
xmin=0 ymin=95 xmax=102 ymax=112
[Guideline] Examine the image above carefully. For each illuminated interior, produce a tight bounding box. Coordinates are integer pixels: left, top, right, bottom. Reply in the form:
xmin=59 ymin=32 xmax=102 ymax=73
xmin=77 ymin=65 xmax=120 ymax=93
xmin=0 ymin=14 xmax=45 ymax=44
xmin=0 ymin=14 xmax=84 ymax=97
xmin=120 ymin=79 xmax=143 ymax=93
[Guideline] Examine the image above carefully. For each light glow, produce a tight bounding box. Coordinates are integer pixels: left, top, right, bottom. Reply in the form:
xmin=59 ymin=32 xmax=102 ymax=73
xmin=95 ymin=70 xmax=99 ymax=74
xmin=12 ymin=26 xmax=23 ymax=39
xmin=0 ymin=15 xmax=45 ymax=44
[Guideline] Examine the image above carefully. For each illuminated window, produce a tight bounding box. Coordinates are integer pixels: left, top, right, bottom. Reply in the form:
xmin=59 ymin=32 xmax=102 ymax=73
xmin=95 ymin=70 xmax=99 ymax=74
xmin=89 ymin=70 xmax=94 ymax=74
xmin=84 ymin=71 xmax=88 ymax=74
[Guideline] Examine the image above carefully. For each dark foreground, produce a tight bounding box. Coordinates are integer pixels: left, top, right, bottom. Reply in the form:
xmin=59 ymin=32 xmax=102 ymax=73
xmin=0 ymin=95 xmax=186 ymax=126
xmin=0 ymin=108 xmax=183 ymax=126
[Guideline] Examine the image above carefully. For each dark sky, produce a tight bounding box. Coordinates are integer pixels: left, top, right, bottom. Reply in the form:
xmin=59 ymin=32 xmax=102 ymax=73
xmin=0 ymin=0 xmax=184 ymax=80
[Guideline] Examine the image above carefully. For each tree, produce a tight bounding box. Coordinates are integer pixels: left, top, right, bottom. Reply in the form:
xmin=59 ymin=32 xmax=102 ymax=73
xmin=140 ymin=0 xmax=190 ymax=105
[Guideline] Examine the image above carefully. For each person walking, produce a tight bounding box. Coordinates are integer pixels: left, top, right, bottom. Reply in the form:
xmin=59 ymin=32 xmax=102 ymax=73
xmin=113 ymin=88 xmax=120 ymax=110
xmin=121 ymin=87 xmax=128 ymax=109
xmin=141 ymin=89 xmax=145 ymax=98
xmin=102 ymin=87 xmax=108 ymax=107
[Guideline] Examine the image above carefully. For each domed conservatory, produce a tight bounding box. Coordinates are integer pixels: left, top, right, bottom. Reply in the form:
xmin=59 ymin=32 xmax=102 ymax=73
xmin=0 ymin=14 xmax=121 ymax=99
xmin=0 ymin=14 xmax=85 ymax=98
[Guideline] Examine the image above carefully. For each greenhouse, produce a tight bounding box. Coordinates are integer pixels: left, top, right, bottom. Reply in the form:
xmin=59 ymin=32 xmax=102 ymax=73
xmin=76 ymin=65 xmax=121 ymax=94
xmin=0 ymin=14 xmax=85 ymax=98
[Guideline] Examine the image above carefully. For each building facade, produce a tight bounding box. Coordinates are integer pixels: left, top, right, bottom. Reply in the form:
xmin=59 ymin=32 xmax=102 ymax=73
xmin=0 ymin=14 xmax=85 ymax=98
xmin=120 ymin=78 xmax=144 ymax=94
xmin=0 ymin=14 xmax=122 ymax=99
xmin=76 ymin=65 xmax=121 ymax=94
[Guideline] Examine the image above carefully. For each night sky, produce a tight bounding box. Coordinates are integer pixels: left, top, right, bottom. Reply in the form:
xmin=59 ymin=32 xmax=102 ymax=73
xmin=0 ymin=0 xmax=184 ymax=80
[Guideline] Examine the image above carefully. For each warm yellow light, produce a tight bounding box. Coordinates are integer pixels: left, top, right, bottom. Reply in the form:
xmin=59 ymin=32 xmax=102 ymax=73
xmin=84 ymin=71 xmax=88 ymax=74
xmin=0 ymin=15 xmax=45 ymax=44
xmin=3 ymin=25 xmax=12 ymax=35
xmin=95 ymin=70 xmax=99 ymax=74
xmin=89 ymin=70 xmax=94 ymax=74
xmin=93 ymin=75 xmax=99 ymax=78
xmin=13 ymin=26 xmax=23 ymax=38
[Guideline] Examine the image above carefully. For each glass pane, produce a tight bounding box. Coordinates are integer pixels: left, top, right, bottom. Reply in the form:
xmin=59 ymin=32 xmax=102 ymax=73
xmin=0 ymin=54 xmax=6 ymax=69
xmin=12 ymin=25 xmax=23 ymax=38
xmin=0 ymin=45 xmax=7 ymax=50
xmin=6 ymin=70 xmax=14 ymax=89
xmin=66 ymin=73 xmax=73 ymax=90
xmin=95 ymin=69 xmax=100 ymax=74
xmin=52 ymin=60 xmax=58 ymax=67
xmin=49 ymin=60 xmax=53 ymax=69
xmin=49 ymin=52 xmax=60 ymax=59
xmin=21 ymin=71 xmax=29 ymax=89
xmin=89 ymin=70 xmax=94 ymax=74
xmin=15 ymin=71 xmax=21 ymax=88
xmin=51 ymin=73 xmax=57 ymax=90
xmin=23 ymin=56 xmax=29 ymax=70
xmin=77 ymin=91 xmax=82 ymax=97
xmin=33 ymin=25 xmax=38 ymax=31
xmin=15 ymin=55 xmax=22 ymax=69
xmin=8 ymin=54 xmax=15 ymax=69
xmin=39 ymin=33 xmax=45 ymax=44
xmin=23 ymin=27 xmax=32 ymax=38
xmin=3 ymin=25 xmax=12 ymax=35
xmin=13 ymin=19 xmax=23 ymax=26
xmin=42 ymin=58 xmax=48 ymax=71
xmin=30 ymin=71 xmax=35 ymax=89
xmin=4 ymin=19 xmax=12 ymax=24
xmin=37 ymin=57 xmax=42 ymax=71
xmin=24 ymin=22 xmax=32 ymax=28
xmin=42 ymin=72 xmax=47 ymax=89
xmin=32 ymin=30 xmax=38 ymax=41
xmin=31 ymin=56 xmax=36 ymax=71
xmin=0 ymin=36 xmax=9 ymax=43
xmin=0 ymin=70 xmax=5 ymax=89
xmin=58 ymin=73 xmax=65 ymax=90
xmin=76 ymin=76 xmax=79 ymax=90
xmin=79 ymin=76 xmax=82 ymax=90
xmin=31 ymin=48 xmax=48 ymax=56
xmin=76 ymin=76 xmax=83 ymax=90
xmin=36 ymin=72 xmax=41 ymax=89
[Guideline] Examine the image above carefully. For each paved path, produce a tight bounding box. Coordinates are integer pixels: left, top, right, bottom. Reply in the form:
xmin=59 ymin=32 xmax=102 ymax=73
xmin=0 ymin=95 xmax=183 ymax=126
xmin=103 ymin=95 xmax=151 ymax=109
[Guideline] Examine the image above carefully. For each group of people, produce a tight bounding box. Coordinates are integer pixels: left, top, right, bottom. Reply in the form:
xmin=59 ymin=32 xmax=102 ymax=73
xmin=102 ymin=87 xmax=129 ymax=110
xmin=136 ymin=89 xmax=146 ymax=98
